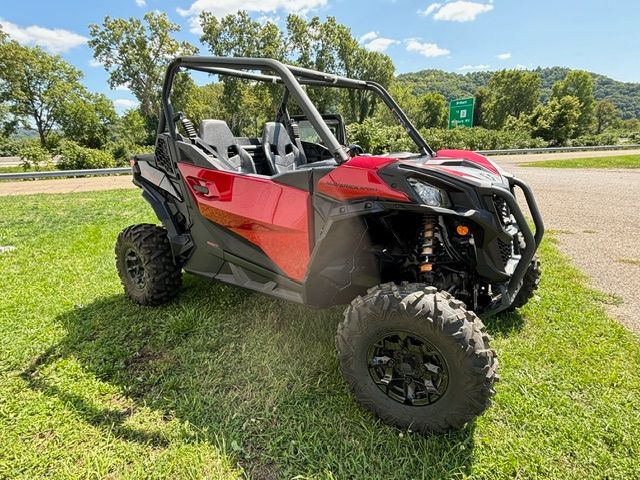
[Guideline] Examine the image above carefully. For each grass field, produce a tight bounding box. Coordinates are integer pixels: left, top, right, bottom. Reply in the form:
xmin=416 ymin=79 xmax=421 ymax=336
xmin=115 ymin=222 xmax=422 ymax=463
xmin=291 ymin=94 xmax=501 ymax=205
xmin=522 ymin=154 xmax=640 ymax=169
xmin=1 ymin=190 xmax=639 ymax=479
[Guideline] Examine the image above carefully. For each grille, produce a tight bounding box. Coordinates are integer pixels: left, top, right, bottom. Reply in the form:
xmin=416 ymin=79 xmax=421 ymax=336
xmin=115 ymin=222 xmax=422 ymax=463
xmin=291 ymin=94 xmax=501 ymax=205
xmin=155 ymin=137 xmax=175 ymax=174
xmin=497 ymin=239 xmax=512 ymax=266
xmin=493 ymin=196 xmax=510 ymax=225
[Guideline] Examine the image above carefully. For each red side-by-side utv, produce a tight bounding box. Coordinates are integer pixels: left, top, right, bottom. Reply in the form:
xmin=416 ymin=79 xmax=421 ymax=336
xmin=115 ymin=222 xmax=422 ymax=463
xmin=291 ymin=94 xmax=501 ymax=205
xmin=115 ymin=57 xmax=543 ymax=433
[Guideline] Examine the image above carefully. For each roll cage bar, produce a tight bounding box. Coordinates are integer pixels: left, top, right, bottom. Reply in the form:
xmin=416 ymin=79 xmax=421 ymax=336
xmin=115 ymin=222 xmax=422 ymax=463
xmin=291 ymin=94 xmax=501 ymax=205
xmin=159 ymin=56 xmax=435 ymax=163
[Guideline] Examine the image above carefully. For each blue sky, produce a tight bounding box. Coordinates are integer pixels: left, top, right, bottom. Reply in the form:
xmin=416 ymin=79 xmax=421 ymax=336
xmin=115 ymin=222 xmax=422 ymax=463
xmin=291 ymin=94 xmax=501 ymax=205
xmin=2 ymin=0 xmax=639 ymax=112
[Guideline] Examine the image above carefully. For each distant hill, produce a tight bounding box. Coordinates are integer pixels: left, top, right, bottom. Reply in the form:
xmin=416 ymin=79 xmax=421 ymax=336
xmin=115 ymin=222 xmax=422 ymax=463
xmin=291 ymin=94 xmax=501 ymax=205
xmin=397 ymin=67 xmax=640 ymax=119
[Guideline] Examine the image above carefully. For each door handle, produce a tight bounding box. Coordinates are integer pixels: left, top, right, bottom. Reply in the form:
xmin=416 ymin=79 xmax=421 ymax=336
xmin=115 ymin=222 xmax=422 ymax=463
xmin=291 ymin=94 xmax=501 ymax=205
xmin=193 ymin=184 xmax=209 ymax=195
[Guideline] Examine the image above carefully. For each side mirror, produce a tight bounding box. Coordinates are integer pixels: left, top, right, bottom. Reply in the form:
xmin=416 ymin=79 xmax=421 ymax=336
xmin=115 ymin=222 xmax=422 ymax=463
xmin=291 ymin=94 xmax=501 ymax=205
xmin=348 ymin=144 xmax=365 ymax=157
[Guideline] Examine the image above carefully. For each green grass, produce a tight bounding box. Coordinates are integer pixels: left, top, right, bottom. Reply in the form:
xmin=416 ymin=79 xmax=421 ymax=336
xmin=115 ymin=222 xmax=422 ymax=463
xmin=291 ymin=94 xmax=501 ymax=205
xmin=1 ymin=190 xmax=639 ymax=479
xmin=522 ymin=154 xmax=640 ymax=169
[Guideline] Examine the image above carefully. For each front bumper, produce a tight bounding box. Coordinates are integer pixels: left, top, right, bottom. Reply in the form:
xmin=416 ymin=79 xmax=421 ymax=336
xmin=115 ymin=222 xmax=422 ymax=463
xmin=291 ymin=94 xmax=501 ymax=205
xmin=483 ymin=176 xmax=544 ymax=314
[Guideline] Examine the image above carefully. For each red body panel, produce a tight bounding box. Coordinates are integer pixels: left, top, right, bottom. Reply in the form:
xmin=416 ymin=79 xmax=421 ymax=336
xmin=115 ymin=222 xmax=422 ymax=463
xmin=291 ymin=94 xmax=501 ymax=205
xmin=177 ymin=163 xmax=310 ymax=282
xmin=435 ymin=149 xmax=500 ymax=175
xmin=316 ymin=156 xmax=409 ymax=202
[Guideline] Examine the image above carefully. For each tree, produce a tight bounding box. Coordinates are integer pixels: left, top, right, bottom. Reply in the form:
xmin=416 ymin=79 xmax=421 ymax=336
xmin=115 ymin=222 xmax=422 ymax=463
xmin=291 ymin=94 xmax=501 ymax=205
xmin=377 ymin=82 xmax=418 ymax=125
xmin=58 ymin=92 xmax=116 ymax=149
xmin=472 ymin=87 xmax=489 ymax=128
xmin=89 ymin=12 xmax=198 ymax=121
xmin=414 ymin=92 xmax=448 ymax=129
xmin=594 ymin=100 xmax=620 ymax=134
xmin=551 ymin=70 xmax=595 ymax=135
xmin=113 ymin=109 xmax=149 ymax=146
xmin=0 ymin=41 xmax=84 ymax=146
xmin=528 ymin=95 xmax=581 ymax=145
xmin=285 ymin=14 xmax=394 ymax=122
xmin=198 ymin=12 xmax=395 ymax=127
xmin=199 ymin=12 xmax=286 ymax=133
xmin=484 ymin=70 xmax=541 ymax=129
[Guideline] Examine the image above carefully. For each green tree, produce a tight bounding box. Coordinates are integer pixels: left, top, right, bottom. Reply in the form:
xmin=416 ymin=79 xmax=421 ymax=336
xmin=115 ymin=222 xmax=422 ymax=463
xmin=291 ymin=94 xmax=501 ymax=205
xmin=594 ymin=100 xmax=620 ymax=134
xmin=199 ymin=12 xmax=285 ymax=133
xmin=529 ymin=95 xmax=581 ymax=145
xmin=113 ymin=109 xmax=149 ymax=146
xmin=551 ymin=70 xmax=595 ymax=135
xmin=285 ymin=14 xmax=394 ymax=122
xmin=377 ymin=82 xmax=418 ymax=125
xmin=472 ymin=87 xmax=490 ymax=128
xmin=0 ymin=41 xmax=84 ymax=146
xmin=58 ymin=92 xmax=117 ymax=149
xmin=89 ymin=12 xmax=198 ymax=121
xmin=414 ymin=92 xmax=448 ymax=129
xmin=484 ymin=70 xmax=541 ymax=129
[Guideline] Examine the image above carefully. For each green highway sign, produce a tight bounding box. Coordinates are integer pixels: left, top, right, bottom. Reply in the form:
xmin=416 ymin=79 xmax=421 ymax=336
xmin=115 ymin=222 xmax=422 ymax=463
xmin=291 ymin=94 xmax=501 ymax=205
xmin=448 ymin=97 xmax=475 ymax=129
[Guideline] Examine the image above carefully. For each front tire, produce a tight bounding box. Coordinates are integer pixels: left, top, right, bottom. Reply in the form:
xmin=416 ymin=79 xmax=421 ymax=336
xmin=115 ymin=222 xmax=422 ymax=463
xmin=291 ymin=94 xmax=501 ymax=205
xmin=115 ymin=224 xmax=182 ymax=305
xmin=336 ymin=283 xmax=497 ymax=433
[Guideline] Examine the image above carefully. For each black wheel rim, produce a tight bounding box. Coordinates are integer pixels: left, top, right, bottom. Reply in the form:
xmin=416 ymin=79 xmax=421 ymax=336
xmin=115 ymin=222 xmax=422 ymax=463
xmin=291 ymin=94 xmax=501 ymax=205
xmin=367 ymin=331 xmax=448 ymax=406
xmin=125 ymin=248 xmax=145 ymax=289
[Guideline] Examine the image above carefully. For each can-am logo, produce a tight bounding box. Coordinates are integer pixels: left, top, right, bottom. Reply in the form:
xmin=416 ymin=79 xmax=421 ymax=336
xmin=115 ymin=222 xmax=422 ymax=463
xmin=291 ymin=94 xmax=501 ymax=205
xmin=325 ymin=182 xmax=377 ymax=191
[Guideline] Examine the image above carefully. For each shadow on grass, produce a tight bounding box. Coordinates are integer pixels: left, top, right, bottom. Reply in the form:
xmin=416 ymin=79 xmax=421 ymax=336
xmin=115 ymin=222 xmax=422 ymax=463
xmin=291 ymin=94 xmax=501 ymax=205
xmin=21 ymin=275 xmax=479 ymax=478
xmin=484 ymin=309 xmax=526 ymax=337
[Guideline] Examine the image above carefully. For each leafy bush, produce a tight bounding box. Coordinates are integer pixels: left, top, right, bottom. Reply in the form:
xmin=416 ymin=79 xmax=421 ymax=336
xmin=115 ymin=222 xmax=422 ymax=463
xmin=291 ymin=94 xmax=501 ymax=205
xmin=347 ymin=119 xmax=547 ymax=154
xmin=106 ymin=140 xmax=154 ymax=167
xmin=57 ymin=140 xmax=115 ymax=170
xmin=17 ymin=140 xmax=51 ymax=171
xmin=568 ymin=132 xmax=618 ymax=147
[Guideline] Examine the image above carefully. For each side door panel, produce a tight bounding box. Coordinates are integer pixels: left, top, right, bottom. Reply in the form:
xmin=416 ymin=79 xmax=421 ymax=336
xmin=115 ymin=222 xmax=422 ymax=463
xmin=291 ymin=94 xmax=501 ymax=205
xmin=177 ymin=162 xmax=311 ymax=282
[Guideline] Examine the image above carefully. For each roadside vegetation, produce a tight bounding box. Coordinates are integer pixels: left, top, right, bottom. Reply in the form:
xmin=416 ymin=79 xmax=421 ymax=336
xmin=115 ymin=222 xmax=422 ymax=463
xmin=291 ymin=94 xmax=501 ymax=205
xmin=0 ymin=189 xmax=639 ymax=479
xmin=1 ymin=11 xmax=639 ymax=173
xmin=522 ymin=154 xmax=640 ymax=169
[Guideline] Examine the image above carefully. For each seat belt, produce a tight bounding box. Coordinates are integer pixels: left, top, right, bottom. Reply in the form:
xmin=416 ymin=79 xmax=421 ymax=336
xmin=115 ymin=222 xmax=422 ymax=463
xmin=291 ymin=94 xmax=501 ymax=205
xmin=288 ymin=121 xmax=308 ymax=165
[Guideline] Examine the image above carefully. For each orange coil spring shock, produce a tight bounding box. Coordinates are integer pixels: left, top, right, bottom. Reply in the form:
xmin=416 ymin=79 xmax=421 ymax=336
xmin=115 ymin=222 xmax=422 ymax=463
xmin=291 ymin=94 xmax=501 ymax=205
xmin=420 ymin=214 xmax=437 ymax=273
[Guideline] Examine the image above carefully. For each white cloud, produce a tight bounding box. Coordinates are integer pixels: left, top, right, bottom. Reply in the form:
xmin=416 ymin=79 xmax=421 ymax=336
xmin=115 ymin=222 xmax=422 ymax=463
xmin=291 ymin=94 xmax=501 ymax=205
xmin=359 ymin=31 xmax=379 ymax=43
xmin=89 ymin=58 xmax=104 ymax=68
xmin=0 ymin=18 xmax=87 ymax=53
xmin=406 ymin=39 xmax=450 ymax=58
xmin=458 ymin=64 xmax=490 ymax=71
xmin=114 ymin=85 xmax=131 ymax=92
xmin=418 ymin=3 xmax=442 ymax=16
xmin=497 ymin=52 xmax=511 ymax=60
xmin=358 ymin=31 xmax=398 ymax=53
xmin=177 ymin=0 xmax=327 ymax=29
xmin=135 ymin=0 xmax=146 ymax=6
xmin=419 ymin=1 xmax=494 ymax=22
xmin=113 ymin=99 xmax=139 ymax=110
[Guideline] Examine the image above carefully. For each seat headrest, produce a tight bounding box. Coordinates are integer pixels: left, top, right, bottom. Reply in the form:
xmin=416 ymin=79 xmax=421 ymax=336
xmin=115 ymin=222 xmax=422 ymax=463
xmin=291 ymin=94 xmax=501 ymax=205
xmin=262 ymin=122 xmax=293 ymax=151
xmin=200 ymin=120 xmax=235 ymax=148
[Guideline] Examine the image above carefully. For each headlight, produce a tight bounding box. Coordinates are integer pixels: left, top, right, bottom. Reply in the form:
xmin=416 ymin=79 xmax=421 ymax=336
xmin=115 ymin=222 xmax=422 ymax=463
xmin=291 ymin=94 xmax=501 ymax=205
xmin=408 ymin=179 xmax=451 ymax=207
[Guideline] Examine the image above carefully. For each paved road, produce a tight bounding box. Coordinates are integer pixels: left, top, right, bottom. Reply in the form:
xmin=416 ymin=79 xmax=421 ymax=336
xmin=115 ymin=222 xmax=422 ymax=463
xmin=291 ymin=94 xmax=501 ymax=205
xmin=0 ymin=175 xmax=134 ymax=196
xmin=495 ymin=158 xmax=640 ymax=334
xmin=1 ymin=151 xmax=639 ymax=334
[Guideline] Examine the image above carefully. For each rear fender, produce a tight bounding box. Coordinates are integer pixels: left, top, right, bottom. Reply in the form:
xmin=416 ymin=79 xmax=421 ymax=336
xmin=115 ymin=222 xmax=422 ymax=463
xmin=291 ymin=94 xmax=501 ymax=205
xmin=132 ymin=160 xmax=193 ymax=260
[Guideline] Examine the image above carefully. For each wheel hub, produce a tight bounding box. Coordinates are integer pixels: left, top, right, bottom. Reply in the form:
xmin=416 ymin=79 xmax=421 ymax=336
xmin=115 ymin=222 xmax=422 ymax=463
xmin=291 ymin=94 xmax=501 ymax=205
xmin=125 ymin=248 xmax=145 ymax=289
xmin=367 ymin=331 xmax=448 ymax=406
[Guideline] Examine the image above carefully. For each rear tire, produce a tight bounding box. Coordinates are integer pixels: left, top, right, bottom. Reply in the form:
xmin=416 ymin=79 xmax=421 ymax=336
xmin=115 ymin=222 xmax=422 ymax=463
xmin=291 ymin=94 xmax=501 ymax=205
xmin=336 ymin=283 xmax=497 ymax=434
xmin=509 ymin=255 xmax=541 ymax=310
xmin=115 ymin=224 xmax=182 ymax=305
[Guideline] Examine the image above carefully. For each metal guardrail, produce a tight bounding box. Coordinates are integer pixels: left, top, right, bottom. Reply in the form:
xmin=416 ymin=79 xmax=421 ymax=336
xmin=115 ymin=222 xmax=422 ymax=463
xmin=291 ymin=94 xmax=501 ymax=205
xmin=0 ymin=167 xmax=131 ymax=180
xmin=1 ymin=144 xmax=639 ymax=180
xmin=478 ymin=144 xmax=640 ymax=155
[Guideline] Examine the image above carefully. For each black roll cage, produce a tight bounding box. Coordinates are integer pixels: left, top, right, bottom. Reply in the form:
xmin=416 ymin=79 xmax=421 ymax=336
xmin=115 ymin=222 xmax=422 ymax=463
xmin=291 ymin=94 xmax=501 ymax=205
xmin=159 ymin=56 xmax=435 ymax=163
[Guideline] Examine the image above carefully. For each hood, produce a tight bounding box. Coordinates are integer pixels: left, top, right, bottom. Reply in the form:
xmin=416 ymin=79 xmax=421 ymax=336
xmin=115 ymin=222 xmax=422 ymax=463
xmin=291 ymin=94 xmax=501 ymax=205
xmin=397 ymin=149 xmax=509 ymax=187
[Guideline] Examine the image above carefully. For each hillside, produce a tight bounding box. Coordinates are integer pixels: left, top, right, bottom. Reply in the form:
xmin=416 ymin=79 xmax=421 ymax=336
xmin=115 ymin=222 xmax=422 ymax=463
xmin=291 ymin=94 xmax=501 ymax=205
xmin=397 ymin=67 xmax=640 ymax=119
